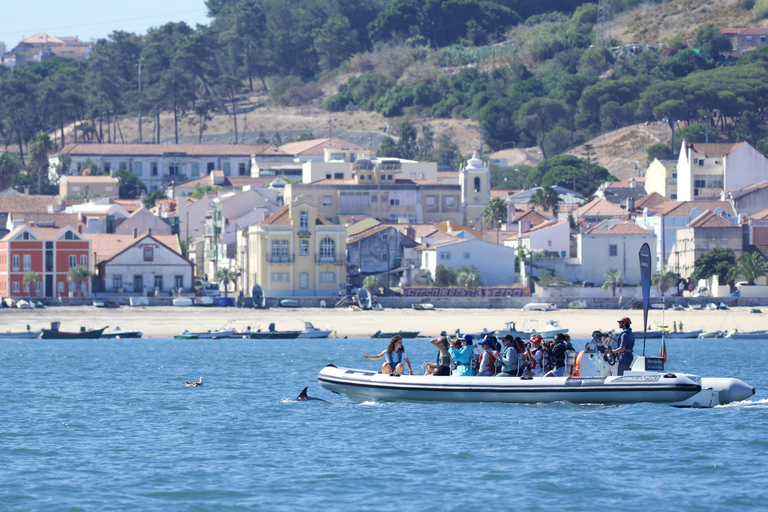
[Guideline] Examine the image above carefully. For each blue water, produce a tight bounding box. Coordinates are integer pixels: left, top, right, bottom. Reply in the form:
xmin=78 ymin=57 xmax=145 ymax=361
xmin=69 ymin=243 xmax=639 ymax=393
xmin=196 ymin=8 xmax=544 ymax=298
xmin=2 ymin=336 xmax=767 ymax=511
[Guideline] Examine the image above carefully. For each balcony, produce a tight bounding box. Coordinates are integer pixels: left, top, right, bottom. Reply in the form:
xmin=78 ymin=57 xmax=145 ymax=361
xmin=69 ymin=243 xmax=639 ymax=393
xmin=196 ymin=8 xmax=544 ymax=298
xmin=315 ymin=253 xmax=346 ymax=265
xmin=269 ymin=254 xmax=295 ymax=263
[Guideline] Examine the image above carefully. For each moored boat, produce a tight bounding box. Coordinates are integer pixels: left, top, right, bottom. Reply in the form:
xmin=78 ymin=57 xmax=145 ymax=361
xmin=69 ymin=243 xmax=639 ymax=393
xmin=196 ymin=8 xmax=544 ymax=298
xmin=0 ymin=327 xmax=42 ymax=339
xmin=356 ymin=288 xmax=372 ymax=310
xmin=173 ymin=297 xmax=193 ymax=307
xmin=665 ymin=330 xmax=704 ymax=339
xmin=723 ymin=329 xmax=768 ymax=340
xmin=252 ymin=284 xmax=266 ymax=309
xmin=371 ymin=330 xmax=419 ymax=339
xmin=41 ymin=325 xmax=107 ymax=339
xmin=236 ymin=323 xmax=301 ymax=339
xmin=194 ymin=297 xmax=214 ymax=307
xmin=278 ymin=298 xmax=300 ymax=308
xmin=297 ymin=321 xmax=332 ymax=339
xmin=100 ymin=327 xmax=143 ymax=339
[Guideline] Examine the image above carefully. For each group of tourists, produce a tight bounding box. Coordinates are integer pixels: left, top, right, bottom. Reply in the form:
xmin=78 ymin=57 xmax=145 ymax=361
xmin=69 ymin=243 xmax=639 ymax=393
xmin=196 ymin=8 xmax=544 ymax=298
xmin=364 ymin=317 xmax=636 ymax=378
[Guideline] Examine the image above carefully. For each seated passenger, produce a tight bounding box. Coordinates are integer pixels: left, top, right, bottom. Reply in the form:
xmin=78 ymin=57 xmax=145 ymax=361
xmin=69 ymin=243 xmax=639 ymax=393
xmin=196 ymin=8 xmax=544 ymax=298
xmin=363 ymin=335 xmax=413 ymax=375
xmin=514 ymin=337 xmax=528 ymax=376
xmin=544 ymin=333 xmax=570 ymax=377
xmin=523 ymin=335 xmax=544 ymax=377
xmin=448 ymin=335 xmax=474 ymax=376
xmin=494 ymin=334 xmax=517 ymax=377
xmin=422 ymin=336 xmax=451 ymax=376
xmin=476 ymin=337 xmax=496 ymax=376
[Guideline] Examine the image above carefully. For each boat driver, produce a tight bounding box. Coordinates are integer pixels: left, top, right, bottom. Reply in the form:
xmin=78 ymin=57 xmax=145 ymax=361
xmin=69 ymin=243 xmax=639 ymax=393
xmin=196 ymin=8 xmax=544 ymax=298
xmin=607 ymin=317 xmax=635 ymax=375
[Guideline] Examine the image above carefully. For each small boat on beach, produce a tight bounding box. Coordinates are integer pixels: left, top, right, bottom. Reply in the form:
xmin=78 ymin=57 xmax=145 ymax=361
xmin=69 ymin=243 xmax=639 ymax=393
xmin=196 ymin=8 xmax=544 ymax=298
xmin=129 ymin=297 xmax=149 ymax=307
xmin=298 ymin=321 xmax=332 ymax=339
xmin=278 ymin=298 xmax=300 ymax=308
xmin=100 ymin=327 xmax=143 ymax=339
xmin=252 ymin=284 xmax=266 ymax=309
xmin=522 ymin=302 xmax=557 ymax=311
xmin=356 ymin=288 xmax=372 ymax=310
xmin=723 ymin=329 xmax=768 ymax=340
xmin=194 ymin=297 xmax=215 ymax=307
xmin=173 ymin=297 xmax=193 ymax=307
xmin=567 ymin=299 xmax=587 ymax=309
xmin=371 ymin=330 xmax=420 ymax=339
xmin=665 ymin=330 xmax=704 ymax=339
xmin=411 ymin=302 xmax=435 ymax=310
xmin=214 ymin=297 xmax=234 ymax=307
xmin=698 ymin=330 xmax=725 ymax=339
xmin=16 ymin=300 xmax=32 ymax=309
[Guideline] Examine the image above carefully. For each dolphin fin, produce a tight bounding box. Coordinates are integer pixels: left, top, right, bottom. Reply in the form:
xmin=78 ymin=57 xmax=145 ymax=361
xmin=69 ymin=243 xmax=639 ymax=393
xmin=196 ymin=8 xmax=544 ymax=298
xmin=298 ymin=387 xmax=309 ymax=399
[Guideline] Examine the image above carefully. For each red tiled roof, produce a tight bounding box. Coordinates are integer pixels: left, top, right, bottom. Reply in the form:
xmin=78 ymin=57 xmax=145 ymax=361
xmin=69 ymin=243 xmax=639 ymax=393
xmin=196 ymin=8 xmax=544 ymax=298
xmin=687 ymin=142 xmax=744 ymax=159
xmin=574 ymin=198 xmax=626 ymax=217
xmin=57 ymin=143 xmax=287 ymax=157
xmin=258 ymin=205 xmax=332 ymax=226
xmin=749 ymin=208 xmax=768 ymax=220
xmin=584 ymin=221 xmax=653 ymax=236
xmin=604 ymin=179 xmax=644 ymax=189
xmin=279 ymin=137 xmax=365 ymax=156
xmin=511 ymin=209 xmax=551 ymax=225
xmin=112 ymin=199 xmax=143 ymax=213
xmin=652 ymin=200 xmax=735 ymax=217
xmin=688 ymin=212 xmax=738 ymax=229
xmin=0 ymin=194 xmax=60 ymax=213
xmin=10 ymin=211 xmax=82 ymax=228
xmin=634 ymin=192 xmax=667 ymax=211
xmin=84 ymin=232 xmax=180 ymax=261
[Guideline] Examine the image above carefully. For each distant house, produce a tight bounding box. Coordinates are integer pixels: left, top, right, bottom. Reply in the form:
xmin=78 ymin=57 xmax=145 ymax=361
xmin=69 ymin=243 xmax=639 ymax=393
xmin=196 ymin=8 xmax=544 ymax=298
xmin=346 ymin=223 xmax=419 ymax=286
xmin=87 ymin=232 xmax=190 ymax=294
xmin=0 ymin=224 xmax=91 ymax=299
xmin=5 ymin=33 xmax=92 ymax=67
xmin=722 ymin=180 xmax=768 ymax=218
xmin=594 ymin=179 xmax=647 ymax=208
xmin=721 ymin=27 xmax=768 ymax=58
xmin=675 ymin=210 xmax=742 ymax=279
xmin=504 ymin=220 xmax=571 ymax=257
xmin=645 ymin=158 xmax=678 ymax=199
xmin=417 ymin=237 xmax=518 ymax=287
xmin=114 ymin=207 xmax=172 ymax=236
xmin=578 ymin=220 xmax=656 ymax=284
xmin=505 ymin=186 xmax=583 ymax=221
xmin=59 ymin=175 xmax=119 ymax=200
xmin=573 ymin=198 xmax=628 ymax=226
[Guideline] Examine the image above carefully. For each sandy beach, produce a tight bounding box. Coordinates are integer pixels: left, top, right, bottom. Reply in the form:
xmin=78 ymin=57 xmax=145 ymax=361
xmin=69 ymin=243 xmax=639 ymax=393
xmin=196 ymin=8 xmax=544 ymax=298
xmin=0 ymin=304 xmax=764 ymax=339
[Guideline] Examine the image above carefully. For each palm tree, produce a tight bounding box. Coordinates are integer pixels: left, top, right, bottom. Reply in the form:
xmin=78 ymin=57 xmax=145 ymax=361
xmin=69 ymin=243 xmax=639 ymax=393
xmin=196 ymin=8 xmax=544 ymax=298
xmin=0 ymin=152 xmax=19 ymax=190
xmin=67 ymin=266 xmax=92 ymax=297
xmin=481 ymin=197 xmax=507 ymax=229
xmin=652 ymin=266 xmax=677 ymax=295
xmin=23 ymin=271 xmax=39 ymax=298
xmin=602 ymin=270 xmax=623 ymax=297
xmin=29 ymin=131 xmax=54 ymax=194
xmin=730 ymin=252 xmax=768 ymax=285
xmin=529 ymin=186 xmax=562 ymax=216
xmin=214 ymin=268 xmax=238 ymax=297
xmin=362 ymin=275 xmax=379 ymax=294
xmin=457 ymin=265 xmax=482 ymax=289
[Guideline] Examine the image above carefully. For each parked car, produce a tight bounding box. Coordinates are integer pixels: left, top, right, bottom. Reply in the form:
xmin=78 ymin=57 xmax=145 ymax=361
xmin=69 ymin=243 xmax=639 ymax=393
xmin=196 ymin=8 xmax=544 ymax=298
xmin=203 ymin=282 xmax=220 ymax=297
xmin=582 ymin=281 xmax=595 ymax=288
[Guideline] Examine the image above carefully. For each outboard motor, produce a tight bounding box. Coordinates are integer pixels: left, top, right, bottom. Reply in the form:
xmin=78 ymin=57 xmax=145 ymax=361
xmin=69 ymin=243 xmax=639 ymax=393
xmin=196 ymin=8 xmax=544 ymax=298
xmin=268 ymin=322 xmax=275 ymax=332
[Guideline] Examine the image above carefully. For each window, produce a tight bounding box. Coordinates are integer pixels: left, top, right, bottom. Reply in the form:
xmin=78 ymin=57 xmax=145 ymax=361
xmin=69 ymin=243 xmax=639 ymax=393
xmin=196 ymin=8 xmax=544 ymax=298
xmin=80 ymin=255 xmax=87 ymax=267
xmin=168 ymin=163 xmax=180 ymax=175
xmin=114 ymin=275 xmax=122 ymax=290
xmin=239 ymin=163 xmax=247 ymax=176
xmin=119 ymin=161 xmax=127 ymax=170
xmin=104 ymin=162 xmax=111 ymax=173
xmin=338 ymin=191 xmax=370 ymax=206
xmin=35 ymin=282 xmax=41 ymax=293
xmin=299 ymin=272 xmax=309 ymax=289
xmin=192 ymin=163 xmax=199 ymax=177
xmin=69 ymin=281 xmax=76 ymax=293
xmin=280 ymin=240 xmax=289 ymax=257
xmin=299 ymin=211 xmax=309 ymax=230
xmin=390 ymin=198 xmax=400 ymax=206
xmin=445 ymin=196 xmax=456 ymax=207
xmin=271 ymin=272 xmax=289 ymax=282
xmin=300 ymin=240 xmax=309 ymax=256
xmin=474 ymin=177 xmax=481 ymax=193
xmin=694 ymin=175 xmax=707 ymax=189
xmin=426 ymin=196 xmax=436 ymax=207
xmin=12 ymin=282 xmax=19 ymax=292
xmin=58 ymin=281 xmax=65 ymax=293
xmin=334 ymin=173 xmax=344 ymax=179
xmin=609 ymin=244 xmax=618 ymax=256
xmin=272 ymin=240 xmax=281 ymax=258
xmin=320 ymin=238 xmax=335 ymax=260
xmin=322 ymin=196 xmax=332 ymax=206
xmin=69 ymin=255 xmax=77 ymax=269
xmin=22 ymin=232 xmax=30 ymax=240
xmin=134 ymin=162 xmax=143 ymax=176
xmin=151 ymin=162 xmax=158 ymax=176
xmin=326 ymin=174 xmax=332 ymax=179
xmin=154 ymin=275 xmax=163 ymax=291
xmin=144 ymin=247 xmax=154 ymax=262
xmin=65 ymin=231 xmax=75 ymax=240
xmin=464 ymin=252 xmax=470 ymax=260
xmin=23 ymin=282 xmax=29 ymax=292
xmin=223 ymin=162 xmax=231 ymax=176
xmin=175 ymin=275 xmax=183 ymax=289
xmin=23 ymin=254 xmax=31 ymax=271
xmin=440 ymin=252 xmax=451 ymax=260
xmin=80 ymin=281 xmax=87 ymax=294
xmin=371 ymin=195 xmax=377 ymax=203
xmin=387 ymin=175 xmax=393 ymax=180
xmin=320 ymin=271 xmax=335 ymax=282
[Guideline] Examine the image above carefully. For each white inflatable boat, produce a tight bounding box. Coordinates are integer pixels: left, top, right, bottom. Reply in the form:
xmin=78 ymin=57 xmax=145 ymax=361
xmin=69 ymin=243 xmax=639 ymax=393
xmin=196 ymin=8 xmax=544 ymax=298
xmin=318 ymin=339 xmax=754 ymax=408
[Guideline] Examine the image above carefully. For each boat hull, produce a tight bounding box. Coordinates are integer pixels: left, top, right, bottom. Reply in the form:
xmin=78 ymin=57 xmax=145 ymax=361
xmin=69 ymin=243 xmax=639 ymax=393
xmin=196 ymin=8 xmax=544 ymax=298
xmin=297 ymin=330 xmax=332 ymax=338
xmin=248 ymin=331 xmax=301 ymax=339
xmin=0 ymin=331 xmax=42 ymax=339
xmin=318 ymin=366 xmax=702 ymax=405
xmin=41 ymin=327 xmax=107 ymax=339
xmin=372 ymin=331 xmax=419 ymax=338
xmin=100 ymin=331 xmax=142 ymax=338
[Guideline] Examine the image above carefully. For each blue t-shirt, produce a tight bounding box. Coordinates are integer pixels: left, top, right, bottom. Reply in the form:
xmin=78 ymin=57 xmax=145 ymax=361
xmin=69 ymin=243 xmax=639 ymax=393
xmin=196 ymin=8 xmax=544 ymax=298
xmin=617 ymin=328 xmax=635 ymax=367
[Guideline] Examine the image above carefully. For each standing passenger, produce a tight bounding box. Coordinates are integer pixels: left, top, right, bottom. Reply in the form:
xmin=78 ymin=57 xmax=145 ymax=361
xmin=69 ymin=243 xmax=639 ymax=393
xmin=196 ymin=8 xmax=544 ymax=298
xmin=449 ymin=335 xmax=474 ymax=376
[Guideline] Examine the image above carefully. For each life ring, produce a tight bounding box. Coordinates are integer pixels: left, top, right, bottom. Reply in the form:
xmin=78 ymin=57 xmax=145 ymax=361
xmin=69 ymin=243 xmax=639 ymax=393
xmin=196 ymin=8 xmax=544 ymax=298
xmin=573 ymin=350 xmax=585 ymax=377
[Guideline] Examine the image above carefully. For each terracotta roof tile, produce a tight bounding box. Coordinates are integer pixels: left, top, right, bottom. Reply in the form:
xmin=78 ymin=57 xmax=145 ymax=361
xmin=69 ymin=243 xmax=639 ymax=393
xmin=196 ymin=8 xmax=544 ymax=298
xmin=749 ymin=208 xmax=768 ymax=220
xmin=9 ymin=212 xmax=82 ymax=227
xmin=687 ymin=142 xmax=744 ymax=159
xmin=574 ymin=198 xmax=627 ymax=217
xmin=584 ymin=221 xmax=653 ymax=236
xmin=634 ymin=191 xmax=667 ymax=210
xmin=279 ymin=137 xmax=365 ymax=156
xmin=688 ymin=212 xmax=738 ymax=228
xmin=62 ymin=175 xmax=118 ymax=183
xmin=84 ymin=232 xmax=180 ymax=260
xmin=652 ymin=200 xmax=735 ymax=217
xmin=0 ymin=194 xmax=60 ymax=213
xmin=58 ymin=143 xmax=287 ymax=157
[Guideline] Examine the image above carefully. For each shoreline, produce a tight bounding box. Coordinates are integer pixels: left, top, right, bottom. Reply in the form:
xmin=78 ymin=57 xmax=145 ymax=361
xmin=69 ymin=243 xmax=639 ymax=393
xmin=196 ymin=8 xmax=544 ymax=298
xmin=0 ymin=305 xmax=761 ymax=339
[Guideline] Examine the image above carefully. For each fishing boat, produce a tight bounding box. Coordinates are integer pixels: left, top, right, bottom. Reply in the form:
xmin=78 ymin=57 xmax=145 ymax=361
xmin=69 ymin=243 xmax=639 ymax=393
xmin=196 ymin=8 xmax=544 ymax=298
xmin=100 ymin=327 xmax=143 ymax=339
xmin=298 ymin=321 xmax=332 ymax=339
xmin=0 ymin=326 xmax=42 ymax=339
xmin=371 ymin=330 xmax=420 ymax=339
xmin=181 ymin=326 xmax=237 ymax=339
xmin=698 ymin=330 xmax=724 ymax=339
xmin=41 ymin=325 xmax=107 ymax=339
xmin=526 ymin=320 xmax=569 ymax=338
xmin=493 ymin=321 xmax=527 ymax=338
xmin=665 ymin=330 xmax=704 ymax=339
xmin=411 ymin=302 xmax=435 ymax=310
xmin=238 ymin=323 xmax=301 ymax=339
xmin=278 ymin=298 xmax=300 ymax=308
xmin=174 ymin=331 xmax=199 ymax=340
xmin=723 ymin=329 xmax=768 ymax=340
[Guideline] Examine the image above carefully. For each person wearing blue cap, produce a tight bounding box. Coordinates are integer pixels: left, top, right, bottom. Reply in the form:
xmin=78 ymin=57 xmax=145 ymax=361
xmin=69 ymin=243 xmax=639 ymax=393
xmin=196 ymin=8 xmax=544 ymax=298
xmin=476 ymin=336 xmax=496 ymax=376
xmin=448 ymin=335 xmax=474 ymax=376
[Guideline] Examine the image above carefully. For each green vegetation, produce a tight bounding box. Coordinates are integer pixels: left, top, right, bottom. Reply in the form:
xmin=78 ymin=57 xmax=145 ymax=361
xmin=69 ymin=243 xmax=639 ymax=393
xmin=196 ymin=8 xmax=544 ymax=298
xmin=691 ymin=248 xmax=737 ymax=283
xmin=67 ymin=266 xmax=92 ymax=297
xmin=115 ymin=168 xmax=147 ymax=199
xmin=434 ymin=264 xmax=457 ymax=287
xmin=457 ymin=265 xmax=482 ymax=289
xmin=602 ymin=270 xmax=624 ymax=297
xmin=729 ymin=251 xmax=768 ymax=285
xmin=652 ymin=266 xmax=678 ymax=295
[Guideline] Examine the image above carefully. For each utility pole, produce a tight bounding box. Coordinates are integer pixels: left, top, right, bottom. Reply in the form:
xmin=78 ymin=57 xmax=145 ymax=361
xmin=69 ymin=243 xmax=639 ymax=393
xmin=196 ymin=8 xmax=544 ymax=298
xmin=137 ymin=57 xmax=144 ymax=143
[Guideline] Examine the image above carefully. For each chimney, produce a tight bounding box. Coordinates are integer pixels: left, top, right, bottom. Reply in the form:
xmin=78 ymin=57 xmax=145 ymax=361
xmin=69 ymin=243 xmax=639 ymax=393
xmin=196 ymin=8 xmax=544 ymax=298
xmin=29 ymin=221 xmax=35 ymax=227
xmin=133 ymin=227 xmax=138 ymax=238
xmin=629 ymin=178 xmax=636 ymax=189
xmin=147 ymin=228 xmax=152 ymax=236
xmin=77 ymin=225 xmax=82 ymax=233
xmin=110 ymin=169 xmax=115 ymax=178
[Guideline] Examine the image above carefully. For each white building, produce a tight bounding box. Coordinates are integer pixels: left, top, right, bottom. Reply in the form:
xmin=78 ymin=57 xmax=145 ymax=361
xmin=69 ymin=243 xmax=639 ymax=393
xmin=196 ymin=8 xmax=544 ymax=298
xmin=418 ymin=237 xmax=517 ymax=287
xmin=577 ymin=220 xmax=657 ymax=284
xmin=676 ymin=140 xmax=768 ymax=201
xmin=50 ymin=143 xmax=290 ymax=192
xmin=503 ymin=220 xmax=571 ymax=257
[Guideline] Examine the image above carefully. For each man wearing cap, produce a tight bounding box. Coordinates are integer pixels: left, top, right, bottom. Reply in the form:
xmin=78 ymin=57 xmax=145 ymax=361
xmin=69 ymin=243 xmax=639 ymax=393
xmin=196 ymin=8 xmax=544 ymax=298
xmin=494 ymin=334 xmax=517 ymax=377
xmin=608 ymin=317 xmax=635 ymax=375
xmin=448 ymin=335 xmax=474 ymax=376
xmin=476 ymin=337 xmax=496 ymax=376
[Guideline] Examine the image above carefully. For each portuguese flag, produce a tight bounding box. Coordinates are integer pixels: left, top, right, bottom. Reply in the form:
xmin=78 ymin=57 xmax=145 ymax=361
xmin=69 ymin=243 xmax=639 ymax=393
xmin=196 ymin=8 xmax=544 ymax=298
xmin=660 ymin=337 xmax=667 ymax=363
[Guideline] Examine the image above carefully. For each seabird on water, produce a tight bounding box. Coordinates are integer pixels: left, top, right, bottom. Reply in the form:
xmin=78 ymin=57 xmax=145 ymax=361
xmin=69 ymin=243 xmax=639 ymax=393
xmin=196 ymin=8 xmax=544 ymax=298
xmin=184 ymin=377 xmax=204 ymax=387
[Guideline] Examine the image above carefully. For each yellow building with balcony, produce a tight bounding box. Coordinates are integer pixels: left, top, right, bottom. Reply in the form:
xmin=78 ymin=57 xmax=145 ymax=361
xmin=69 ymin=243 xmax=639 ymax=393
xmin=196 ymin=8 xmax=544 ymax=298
xmin=248 ymin=195 xmax=346 ymax=297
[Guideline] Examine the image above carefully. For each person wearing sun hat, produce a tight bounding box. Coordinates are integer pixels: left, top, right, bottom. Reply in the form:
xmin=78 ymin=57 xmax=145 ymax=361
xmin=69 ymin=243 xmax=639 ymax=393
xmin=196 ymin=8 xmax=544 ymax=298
xmin=523 ymin=334 xmax=544 ymax=377
xmin=607 ymin=317 xmax=635 ymax=375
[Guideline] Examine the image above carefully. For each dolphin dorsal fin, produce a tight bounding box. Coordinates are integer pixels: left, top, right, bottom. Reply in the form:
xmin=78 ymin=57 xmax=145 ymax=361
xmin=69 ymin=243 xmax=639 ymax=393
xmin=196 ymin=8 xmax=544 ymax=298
xmin=298 ymin=387 xmax=309 ymax=399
